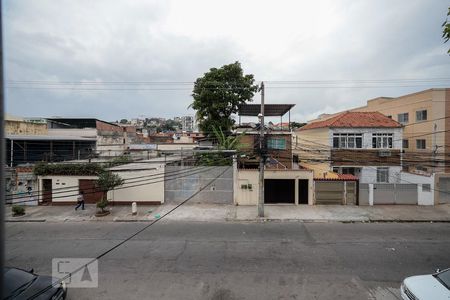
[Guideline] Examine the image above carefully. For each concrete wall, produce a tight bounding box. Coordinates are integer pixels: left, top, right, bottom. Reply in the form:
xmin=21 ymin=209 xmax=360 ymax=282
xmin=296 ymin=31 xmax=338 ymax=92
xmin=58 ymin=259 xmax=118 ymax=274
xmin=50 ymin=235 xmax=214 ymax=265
xmin=331 ymin=127 xmax=403 ymax=150
xmin=234 ymin=169 xmax=314 ymax=205
xmin=6 ymin=120 xmax=48 ymax=135
xmin=165 ymin=166 xmax=233 ymax=204
xmin=38 ymin=175 xmax=98 ymax=204
xmin=108 ymin=168 xmax=164 ymax=204
xmin=359 ymin=166 xmax=402 ymax=184
xmin=48 ymin=128 xmax=97 ymax=138
xmin=156 ymin=143 xmax=196 ymax=151
xmin=293 ymin=127 xmax=330 ymax=177
xmin=399 ymin=172 xmax=434 ymax=205
xmin=352 ymin=88 xmax=449 ymax=173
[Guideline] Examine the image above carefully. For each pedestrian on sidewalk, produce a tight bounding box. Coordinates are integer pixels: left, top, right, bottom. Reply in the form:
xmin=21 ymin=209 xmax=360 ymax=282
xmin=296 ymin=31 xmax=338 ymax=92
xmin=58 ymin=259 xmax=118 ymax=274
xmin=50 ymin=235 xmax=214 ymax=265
xmin=75 ymin=191 xmax=85 ymax=210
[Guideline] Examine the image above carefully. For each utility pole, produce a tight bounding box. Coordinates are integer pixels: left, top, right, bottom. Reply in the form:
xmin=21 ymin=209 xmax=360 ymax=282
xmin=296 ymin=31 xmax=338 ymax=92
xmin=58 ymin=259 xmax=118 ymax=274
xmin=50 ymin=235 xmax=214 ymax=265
xmin=432 ymin=123 xmax=437 ymax=173
xmin=258 ymin=82 xmax=265 ymax=217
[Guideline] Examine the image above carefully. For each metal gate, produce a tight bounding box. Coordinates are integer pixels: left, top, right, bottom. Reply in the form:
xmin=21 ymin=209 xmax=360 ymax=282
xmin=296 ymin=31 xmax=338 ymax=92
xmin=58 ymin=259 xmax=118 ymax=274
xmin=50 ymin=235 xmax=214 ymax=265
xmin=439 ymin=178 xmax=450 ymax=204
xmin=315 ymin=181 xmax=344 ymax=205
xmin=373 ymin=183 xmax=417 ymax=205
xmin=359 ymin=183 xmax=369 ymax=205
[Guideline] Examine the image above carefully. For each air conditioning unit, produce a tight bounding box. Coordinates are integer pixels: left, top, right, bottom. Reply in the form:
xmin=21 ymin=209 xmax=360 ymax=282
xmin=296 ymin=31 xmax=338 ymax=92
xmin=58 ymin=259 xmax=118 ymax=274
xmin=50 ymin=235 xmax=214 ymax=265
xmin=378 ymin=149 xmax=391 ymax=157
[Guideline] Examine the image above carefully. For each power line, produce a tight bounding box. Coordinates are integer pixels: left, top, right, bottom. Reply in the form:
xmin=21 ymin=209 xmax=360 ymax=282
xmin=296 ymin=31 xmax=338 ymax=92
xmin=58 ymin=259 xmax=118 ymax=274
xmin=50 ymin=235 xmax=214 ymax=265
xmin=27 ymin=166 xmax=231 ymax=300
xmin=5 ymin=163 xmax=210 ymax=201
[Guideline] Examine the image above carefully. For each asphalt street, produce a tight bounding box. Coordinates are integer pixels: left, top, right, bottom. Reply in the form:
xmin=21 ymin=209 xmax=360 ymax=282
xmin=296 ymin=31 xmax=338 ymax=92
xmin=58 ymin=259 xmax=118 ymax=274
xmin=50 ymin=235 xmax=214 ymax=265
xmin=5 ymin=221 xmax=450 ymax=300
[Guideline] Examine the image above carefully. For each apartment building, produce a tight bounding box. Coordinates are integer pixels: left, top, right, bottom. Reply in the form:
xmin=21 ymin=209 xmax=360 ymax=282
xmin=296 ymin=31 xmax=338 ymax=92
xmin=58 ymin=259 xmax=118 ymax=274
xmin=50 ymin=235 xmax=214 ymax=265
xmin=348 ymin=88 xmax=450 ymax=173
xmin=293 ymin=111 xmax=403 ymax=184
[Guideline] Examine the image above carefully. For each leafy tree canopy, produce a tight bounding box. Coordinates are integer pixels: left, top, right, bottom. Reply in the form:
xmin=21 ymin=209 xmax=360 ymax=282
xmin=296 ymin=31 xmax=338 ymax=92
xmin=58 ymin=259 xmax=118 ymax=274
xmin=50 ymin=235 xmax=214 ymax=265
xmin=190 ymin=62 xmax=259 ymax=135
xmin=443 ymin=6 xmax=450 ymax=54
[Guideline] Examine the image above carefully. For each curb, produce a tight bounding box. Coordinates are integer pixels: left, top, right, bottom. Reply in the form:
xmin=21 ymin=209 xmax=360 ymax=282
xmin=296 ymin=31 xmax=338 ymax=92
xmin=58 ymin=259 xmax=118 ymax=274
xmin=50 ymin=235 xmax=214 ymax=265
xmin=226 ymin=218 xmax=450 ymax=223
xmin=113 ymin=219 xmax=155 ymax=222
xmin=6 ymin=219 xmax=46 ymax=222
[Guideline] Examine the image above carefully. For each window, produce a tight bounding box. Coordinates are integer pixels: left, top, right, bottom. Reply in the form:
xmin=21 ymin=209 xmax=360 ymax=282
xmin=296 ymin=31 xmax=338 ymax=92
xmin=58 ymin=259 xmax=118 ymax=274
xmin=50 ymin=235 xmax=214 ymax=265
xmin=376 ymin=167 xmax=389 ymax=183
xmin=416 ymin=110 xmax=427 ymax=121
xmin=332 ymin=133 xmax=362 ymax=149
xmin=402 ymin=139 xmax=409 ymax=148
xmin=422 ymin=184 xmax=431 ymax=192
xmin=372 ymin=133 xmax=393 ymax=149
xmin=267 ymin=138 xmax=286 ymax=150
xmin=416 ymin=139 xmax=426 ymax=150
xmin=416 ymin=165 xmax=427 ymax=172
xmin=397 ymin=113 xmax=409 ymax=124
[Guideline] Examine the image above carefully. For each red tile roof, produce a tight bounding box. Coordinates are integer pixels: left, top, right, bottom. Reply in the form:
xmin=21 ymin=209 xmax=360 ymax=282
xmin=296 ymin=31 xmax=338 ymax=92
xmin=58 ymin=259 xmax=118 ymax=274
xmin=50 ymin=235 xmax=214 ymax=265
xmin=314 ymin=174 xmax=359 ymax=181
xmin=299 ymin=111 xmax=401 ymax=130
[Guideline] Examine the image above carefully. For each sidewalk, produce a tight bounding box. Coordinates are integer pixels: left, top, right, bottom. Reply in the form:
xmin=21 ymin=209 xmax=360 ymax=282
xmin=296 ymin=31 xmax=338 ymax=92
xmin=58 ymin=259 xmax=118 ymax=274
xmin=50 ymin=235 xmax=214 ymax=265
xmin=5 ymin=203 xmax=450 ymax=223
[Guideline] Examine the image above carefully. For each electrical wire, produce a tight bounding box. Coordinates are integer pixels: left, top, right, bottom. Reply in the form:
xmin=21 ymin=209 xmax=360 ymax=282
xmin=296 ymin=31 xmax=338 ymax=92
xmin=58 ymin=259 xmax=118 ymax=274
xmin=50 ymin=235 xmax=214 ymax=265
xmin=26 ymin=166 xmax=231 ymax=300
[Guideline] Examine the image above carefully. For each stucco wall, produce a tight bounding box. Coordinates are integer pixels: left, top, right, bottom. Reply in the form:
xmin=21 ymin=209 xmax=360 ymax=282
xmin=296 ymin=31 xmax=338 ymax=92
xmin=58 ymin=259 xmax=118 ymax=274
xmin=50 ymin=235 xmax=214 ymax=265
xmin=400 ymin=172 xmax=434 ymax=205
xmin=165 ymin=166 xmax=233 ymax=204
xmin=293 ymin=127 xmax=330 ymax=177
xmin=352 ymin=89 xmax=449 ymax=173
xmin=108 ymin=168 xmax=164 ymax=204
xmin=38 ymin=175 xmax=98 ymax=203
xmin=359 ymin=166 xmax=402 ymax=184
xmin=330 ymin=127 xmax=403 ymax=150
xmin=234 ymin=169 xmax=314 ymax=205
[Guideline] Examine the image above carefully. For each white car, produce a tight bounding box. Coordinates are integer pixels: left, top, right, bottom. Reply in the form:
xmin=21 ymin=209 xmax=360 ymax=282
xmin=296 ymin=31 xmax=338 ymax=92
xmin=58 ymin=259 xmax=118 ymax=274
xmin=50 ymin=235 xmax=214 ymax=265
xmin=401 ymin=268 xmax=450 ymax=300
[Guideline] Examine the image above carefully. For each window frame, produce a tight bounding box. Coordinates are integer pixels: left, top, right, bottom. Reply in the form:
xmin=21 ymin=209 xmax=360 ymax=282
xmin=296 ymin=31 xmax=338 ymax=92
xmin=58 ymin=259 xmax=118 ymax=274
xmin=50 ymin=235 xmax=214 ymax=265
xmin=416 ymin=110 xmax=427 ymax=122
xmin=397 ymin=113 xmax=409 ymax=124
xmin=376 ymin=167 xmax=389 ymax=183
xmin=402 ymin=139 xmax=409 ymax=149
xmin=267 ymin=138 xmax=286 ymax=150
xmin=372 ymin=133 xmax=393 ymax=149
xmin=416 ymin=139 xmax=426 ymax=150
xmin=332 ymin=133 xmax=363 ymax=149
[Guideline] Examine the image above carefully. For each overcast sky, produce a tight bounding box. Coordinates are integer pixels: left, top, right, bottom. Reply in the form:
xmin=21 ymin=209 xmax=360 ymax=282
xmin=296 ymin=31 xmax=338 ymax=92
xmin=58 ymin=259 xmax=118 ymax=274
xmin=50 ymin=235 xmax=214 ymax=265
xmin=4 ymin=0 xmax=450 ymax=123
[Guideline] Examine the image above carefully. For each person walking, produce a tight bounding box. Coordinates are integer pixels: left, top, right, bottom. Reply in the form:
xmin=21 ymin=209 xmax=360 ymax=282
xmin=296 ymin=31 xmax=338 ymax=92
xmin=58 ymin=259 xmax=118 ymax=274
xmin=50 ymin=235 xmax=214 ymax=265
xmin=75 ymin=191 xmax=85 ymax=210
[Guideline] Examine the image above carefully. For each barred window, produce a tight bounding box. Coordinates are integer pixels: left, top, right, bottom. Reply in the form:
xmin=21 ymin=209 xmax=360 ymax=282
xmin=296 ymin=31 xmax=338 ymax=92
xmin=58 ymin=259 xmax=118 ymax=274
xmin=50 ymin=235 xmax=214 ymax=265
xmin=372 ymin=133 xmax=393 ymax=149
xmin=267 ymin=138 xmax=286 ymax=150
xmin=332 ymin=133 xmax=362 ymax=149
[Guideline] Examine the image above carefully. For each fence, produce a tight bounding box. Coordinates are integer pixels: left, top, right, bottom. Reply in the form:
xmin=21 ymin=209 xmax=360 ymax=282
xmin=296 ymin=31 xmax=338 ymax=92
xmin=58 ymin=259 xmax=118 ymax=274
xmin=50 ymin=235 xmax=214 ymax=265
xmin=164 ymin=166 xmax=233 ymax=204
xmin=359 ymin=183 xmax=420 ymax=205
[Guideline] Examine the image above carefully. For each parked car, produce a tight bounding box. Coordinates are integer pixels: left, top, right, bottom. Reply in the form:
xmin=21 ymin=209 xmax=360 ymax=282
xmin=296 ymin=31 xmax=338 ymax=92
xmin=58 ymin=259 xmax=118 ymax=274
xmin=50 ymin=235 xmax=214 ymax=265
xmin=401 ymin=268 xmax=450 ymax=300
xmin=3 ymin=267 xmax=67 ymax=300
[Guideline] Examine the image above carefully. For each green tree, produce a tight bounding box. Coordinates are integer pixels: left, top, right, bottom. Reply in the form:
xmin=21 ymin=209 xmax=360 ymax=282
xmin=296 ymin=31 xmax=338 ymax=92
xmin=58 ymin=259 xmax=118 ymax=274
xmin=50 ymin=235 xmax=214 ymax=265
xmin=443 ymin=6 xmax=450 ymax=54
xmin=96 ymin=172 xmax=124 ymax=213
xmin=212 ymin=126 xmax=241 ymax=150
xmin=190 ymin=62 xmax=259 ymax=134
xmin=290 ymin=122 xmax=306 ymax=129
xmin=120 ymin=119 xmax=128 ymax=124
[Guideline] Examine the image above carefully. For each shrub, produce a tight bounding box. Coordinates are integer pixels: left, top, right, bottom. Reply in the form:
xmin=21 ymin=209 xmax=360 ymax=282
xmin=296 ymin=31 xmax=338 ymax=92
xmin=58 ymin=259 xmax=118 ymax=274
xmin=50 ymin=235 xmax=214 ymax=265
xmin=12 ymin=205 xmax=25 ymax=216
xmin=96 ymin=198 xmax=109 ymax=212
xmin=33 ymin=162 xmax=104 ymax=176
xmin=95 ymin=172 xmax=124 ymax=213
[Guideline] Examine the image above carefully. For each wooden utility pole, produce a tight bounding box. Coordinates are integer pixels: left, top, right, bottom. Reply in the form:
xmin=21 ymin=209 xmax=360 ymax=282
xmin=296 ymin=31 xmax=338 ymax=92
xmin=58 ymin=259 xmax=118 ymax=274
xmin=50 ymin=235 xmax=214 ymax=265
xmin=258 ymin=82 xmax=265 ymax=217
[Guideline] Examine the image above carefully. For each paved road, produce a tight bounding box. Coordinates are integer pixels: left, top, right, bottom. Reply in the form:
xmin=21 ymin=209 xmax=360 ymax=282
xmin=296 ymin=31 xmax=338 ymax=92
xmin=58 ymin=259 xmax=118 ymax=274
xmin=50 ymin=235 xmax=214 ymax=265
xmin=6 ymin=221 xmax=450 ymax=299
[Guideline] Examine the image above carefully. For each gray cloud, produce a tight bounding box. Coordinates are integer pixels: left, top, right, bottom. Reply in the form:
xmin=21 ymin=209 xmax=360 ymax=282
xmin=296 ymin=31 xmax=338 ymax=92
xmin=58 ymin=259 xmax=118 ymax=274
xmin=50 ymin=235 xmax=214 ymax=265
xmin=4 ymin=0 xmax=450 ymax=122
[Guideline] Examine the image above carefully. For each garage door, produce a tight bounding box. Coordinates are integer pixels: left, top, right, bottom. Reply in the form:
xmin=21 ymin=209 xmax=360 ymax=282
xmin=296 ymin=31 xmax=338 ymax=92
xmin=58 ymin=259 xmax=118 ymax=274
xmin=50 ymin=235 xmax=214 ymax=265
xmin=264 ymin=179 xmax=295 ymax=204
xmin=373 ymin=183 xmax=417 ymax=205
xmin=315 ymin=181 xmax=344 ymax=205
xmin=439 ymin=178 xmax=450 ymax=204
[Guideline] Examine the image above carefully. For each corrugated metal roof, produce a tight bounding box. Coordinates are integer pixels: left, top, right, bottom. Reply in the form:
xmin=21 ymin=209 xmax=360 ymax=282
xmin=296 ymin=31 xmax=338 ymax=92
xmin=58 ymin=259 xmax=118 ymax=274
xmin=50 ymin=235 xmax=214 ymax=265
xmin=238 ymin=104 xmax=295 ymax=117
xmin=6 ymin=135 xmax=97 ymax=141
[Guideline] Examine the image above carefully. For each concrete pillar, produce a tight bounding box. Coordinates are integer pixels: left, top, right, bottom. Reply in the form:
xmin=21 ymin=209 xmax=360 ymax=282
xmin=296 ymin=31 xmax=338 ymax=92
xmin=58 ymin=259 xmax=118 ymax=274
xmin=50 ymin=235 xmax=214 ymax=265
xmin=343 ymin=181 xmax=347 ymax=205
xmin=294 ymin=178 xmax=299 ymax=205
xmin=369 ymin=184 xmax=374 ymax=206
xmin=232 ymin=156 xmax=238 ymax=205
